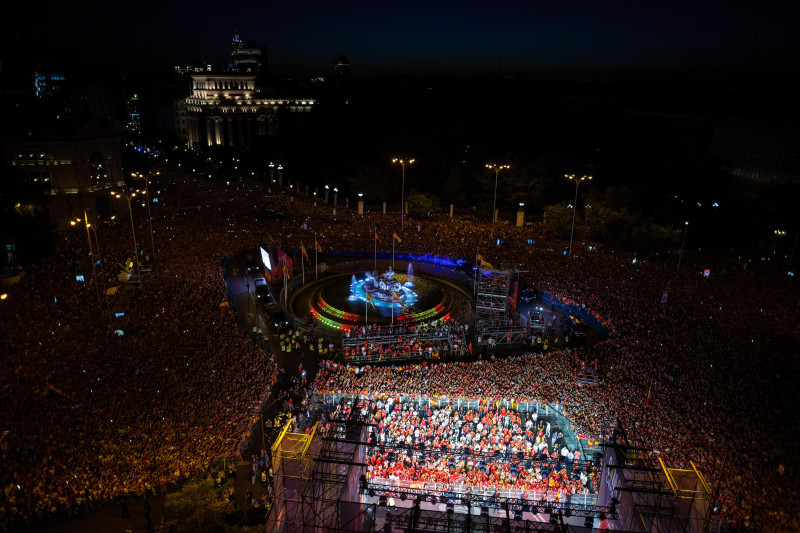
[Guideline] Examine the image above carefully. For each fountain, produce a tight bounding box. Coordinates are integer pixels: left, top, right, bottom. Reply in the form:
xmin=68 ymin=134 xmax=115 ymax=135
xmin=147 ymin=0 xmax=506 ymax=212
xmin=348 ymin=274 xmax=358 ymax=300
xmin=405 ymin=262 xmax=414 ymax=287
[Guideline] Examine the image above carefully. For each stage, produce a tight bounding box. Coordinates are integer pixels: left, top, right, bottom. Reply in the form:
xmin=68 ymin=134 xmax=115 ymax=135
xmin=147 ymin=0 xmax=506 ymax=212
xmin=286 ymin=265 xmax=474 ymax=330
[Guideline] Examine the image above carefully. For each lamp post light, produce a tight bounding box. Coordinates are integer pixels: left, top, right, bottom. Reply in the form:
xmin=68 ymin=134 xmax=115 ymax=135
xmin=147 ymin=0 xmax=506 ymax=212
xmin=392 ymin=158 xmax=415 ymax=231
xmin=112 ymin=190 xmax=141 ymax=278
xmin=565 ymin=174 xmax=592 ymax=256
xmin=133 ymin=171 xmax=156 ymax=261
xmin=70 ymin=211 xmax=102 ymax=306
xmin=144 ymin=173 xmax=156 ymax=260
xmin=486 ymin=164 xmax=510 ymax=242
xmin=325 ymin=185 xmax=330 ymax=203
xmin=678 ymin=221 xmax=689 ymax=271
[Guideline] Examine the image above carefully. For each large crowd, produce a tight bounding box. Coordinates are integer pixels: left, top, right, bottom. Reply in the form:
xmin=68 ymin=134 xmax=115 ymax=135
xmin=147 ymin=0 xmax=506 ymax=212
xmin=0 ymin=170 xmax=279 ymax=530
xmin=359 ymin=398 xmax=599 ymax=498
xmin=0 ymin=159 xmax=798 ymax=531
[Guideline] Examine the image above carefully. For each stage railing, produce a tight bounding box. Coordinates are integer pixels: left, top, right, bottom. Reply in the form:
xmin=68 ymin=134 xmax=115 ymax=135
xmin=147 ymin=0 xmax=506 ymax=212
xmin=368 ymin=477 xmax=598 ymax=507
xmin=342 ymin=327 xmax=467 ymax=346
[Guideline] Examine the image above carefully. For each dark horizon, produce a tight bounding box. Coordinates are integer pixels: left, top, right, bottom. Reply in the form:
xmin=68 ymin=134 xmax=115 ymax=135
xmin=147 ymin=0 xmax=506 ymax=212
xmin=4 ymin=0 xmax=800 ymax=78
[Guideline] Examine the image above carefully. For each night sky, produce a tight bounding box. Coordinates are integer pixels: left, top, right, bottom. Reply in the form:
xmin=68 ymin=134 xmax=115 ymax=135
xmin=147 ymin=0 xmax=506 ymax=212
xmin=4 ymin=0 xmax=800 ymax=75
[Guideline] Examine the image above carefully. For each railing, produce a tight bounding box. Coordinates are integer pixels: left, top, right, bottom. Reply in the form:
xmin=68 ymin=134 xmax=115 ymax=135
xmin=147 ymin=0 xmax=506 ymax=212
xmin=537 ymin=290 xmax=612 ymax=335
xmin=343 ymin=346 xmax=471 ymax=365
xmin=367 ymin=478 xmax=598 ymax=507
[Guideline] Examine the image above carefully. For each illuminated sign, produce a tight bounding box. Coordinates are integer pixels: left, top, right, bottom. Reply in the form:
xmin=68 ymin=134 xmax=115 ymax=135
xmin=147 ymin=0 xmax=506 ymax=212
xmin=260 ymin=246 xmax=271 ymax=271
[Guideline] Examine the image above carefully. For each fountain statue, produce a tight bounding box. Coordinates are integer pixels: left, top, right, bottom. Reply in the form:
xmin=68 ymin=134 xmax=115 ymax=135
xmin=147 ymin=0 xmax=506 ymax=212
xmin=364 ymin=268 xmax=404 ymax=303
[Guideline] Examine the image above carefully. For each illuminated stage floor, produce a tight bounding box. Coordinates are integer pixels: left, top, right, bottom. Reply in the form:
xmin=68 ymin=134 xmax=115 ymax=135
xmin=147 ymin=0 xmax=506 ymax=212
xmin=287 ymin=270 xmax=473 ymax=330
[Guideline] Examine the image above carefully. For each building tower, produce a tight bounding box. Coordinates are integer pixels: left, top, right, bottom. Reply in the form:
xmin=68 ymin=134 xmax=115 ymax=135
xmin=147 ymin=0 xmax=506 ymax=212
xmin=229 ymin=29 xmax=266 ymax=74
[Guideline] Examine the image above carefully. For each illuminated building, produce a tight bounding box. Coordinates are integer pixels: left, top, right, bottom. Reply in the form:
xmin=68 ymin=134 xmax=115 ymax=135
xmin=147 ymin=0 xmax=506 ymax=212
xmin=230 ymin=30 xmax=266 ymax=73
xmin=126 ymin=92 xmax=141 ymax=133
xmin=174 ymin=64 xmax=211 ymax=75
xmin=33 ymin=71 xmax=65 ymax=99
xmin=184 ymin=74 xmax=314 ymax=150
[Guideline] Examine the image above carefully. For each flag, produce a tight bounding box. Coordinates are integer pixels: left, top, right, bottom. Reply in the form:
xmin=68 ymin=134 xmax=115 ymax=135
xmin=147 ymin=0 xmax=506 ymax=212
xmin=645 ymin=384 xmax=652 ymax=408
xmin=391 ymin=291 xmax=403 ymax=304
xmin=393 ymin=233 xmax=402 ymax=243
xmin=365 ymin=292 xmax=376 ymax=309
xmin=477 ymin=253 xmax=495 ymax=270
xmin=315 ymin=238 xmax=322 ymax=252
xmin=374 ymin=227 xmax=382 ymax=244
xmin=301 ymin=244 xmax=309 ymax=261
xmin=281 ymin=254 xmax=291 ymax=279
xmin=45 ymin=380 xmax=63 ymax=396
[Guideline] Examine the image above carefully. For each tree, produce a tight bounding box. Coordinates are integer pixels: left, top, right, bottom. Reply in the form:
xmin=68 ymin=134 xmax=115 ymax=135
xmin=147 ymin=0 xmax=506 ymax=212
xmin=585 ymin=203 xmax=628 ymax=242
xmin=542 ymin=203 xmax=574 ymax=238
xmin=405 ymin=190 xmax=440 ymax=218
xmin=440 ymin=165 xmax=469 ymax=208
xmin=164 ymin=478 xmax=236 ymax=533
xmin=345 ymin=163 xmax=392 ymax=202
xmin=504 ymin=155 xmax=554 ymax=214
xmin=475 ymin=155 xmax=554 ymax=220
xmin=584 ymin=201 xmax=682 ymax=251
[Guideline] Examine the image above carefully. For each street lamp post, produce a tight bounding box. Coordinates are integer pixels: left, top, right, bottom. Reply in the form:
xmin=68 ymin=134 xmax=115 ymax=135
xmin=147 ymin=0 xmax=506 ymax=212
xmin=113 ymin=190 xmax=141 ymax=278
xmin=71 ymin=211 xmax=102 ymax=307
xmin=678 ymin=221 xmax=689 ymax=270
xmin=133 ymin=172 xmax=156 ymax=261
xmin=486 ymin=164 xmax=510 ymax=242
xmin=565 ymin=174 xmax=592 ymax=256
xmin=392 ymin=158 xmax=414 ymax=232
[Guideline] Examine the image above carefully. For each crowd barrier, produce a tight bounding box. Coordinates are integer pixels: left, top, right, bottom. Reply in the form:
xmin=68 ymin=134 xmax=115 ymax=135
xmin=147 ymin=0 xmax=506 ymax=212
xmin=367 ymin=478 xmax=599 ymax=507
xmin=537 ymin=290 xmax=612 ymax=335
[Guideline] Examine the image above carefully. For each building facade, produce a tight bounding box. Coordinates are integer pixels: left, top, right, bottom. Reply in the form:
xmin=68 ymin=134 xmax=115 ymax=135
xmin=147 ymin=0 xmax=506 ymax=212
xmin=0 ymin=119 xmax=125 ymax=228
xmin=184 ymin=74 xmax=314 ymax=150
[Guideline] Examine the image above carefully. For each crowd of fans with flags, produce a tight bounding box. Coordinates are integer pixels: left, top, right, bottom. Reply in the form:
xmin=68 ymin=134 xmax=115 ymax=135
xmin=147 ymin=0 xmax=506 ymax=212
xmin=0 ymin=160 xmax=798 ymax=531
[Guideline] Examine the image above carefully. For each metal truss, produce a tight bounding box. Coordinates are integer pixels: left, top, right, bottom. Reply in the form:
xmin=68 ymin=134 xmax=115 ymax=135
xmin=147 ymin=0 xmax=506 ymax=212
xmin=475 ymin=269 xmax=511 ymax=324
xmin=602 ymin=428 xmax=713 ymax=533
xmin=385 ymin=506 xmax=564 ymax=533
xmin=343 ymin=332 xmax=469 ymax=365
xmin=478 ymin=325 xmax=528 ymax=346
xmin=266 ymin=420 xmax=317 ymax=532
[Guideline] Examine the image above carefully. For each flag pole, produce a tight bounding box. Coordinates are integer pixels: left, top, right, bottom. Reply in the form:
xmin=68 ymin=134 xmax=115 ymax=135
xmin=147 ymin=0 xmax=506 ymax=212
xmin=474 ymin=250 xmax=479 ymax=295
xmin=392 ymin=236 xmax=395 ymax=271
xmin=374 ymin=226 xmax=377 ymax=271
xmin=314 ymin=233 xmax=318 ymax=279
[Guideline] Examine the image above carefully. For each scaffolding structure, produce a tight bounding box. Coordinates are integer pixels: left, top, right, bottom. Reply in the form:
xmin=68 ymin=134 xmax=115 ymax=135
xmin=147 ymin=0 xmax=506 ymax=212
xmin=475 ymin=268 xmax=511 ymax=325
xmin=266 ymin=419 xmax=318 ymax=532
xmin=599 ymin=424 xmax=713 ymax=533
xmin=267 ymin=399 xmax=714 ymax=533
